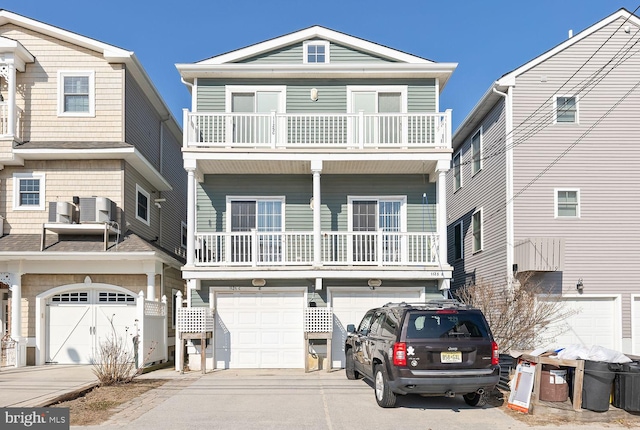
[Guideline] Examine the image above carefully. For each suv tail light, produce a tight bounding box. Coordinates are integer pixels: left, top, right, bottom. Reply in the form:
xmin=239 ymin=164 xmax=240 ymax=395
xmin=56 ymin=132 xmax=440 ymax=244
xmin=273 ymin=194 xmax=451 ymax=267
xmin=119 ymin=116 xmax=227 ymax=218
xmin=491 ymin=341 xmax=499 ymax=365
xmin=393 ymin=342 xmax=407 ymax=366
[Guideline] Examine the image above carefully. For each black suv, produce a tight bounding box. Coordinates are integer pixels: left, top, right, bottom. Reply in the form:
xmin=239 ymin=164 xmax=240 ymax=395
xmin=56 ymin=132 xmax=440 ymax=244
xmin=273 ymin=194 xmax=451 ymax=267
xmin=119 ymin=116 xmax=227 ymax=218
xmin=344 ymin=300 xmax=500 ymax=408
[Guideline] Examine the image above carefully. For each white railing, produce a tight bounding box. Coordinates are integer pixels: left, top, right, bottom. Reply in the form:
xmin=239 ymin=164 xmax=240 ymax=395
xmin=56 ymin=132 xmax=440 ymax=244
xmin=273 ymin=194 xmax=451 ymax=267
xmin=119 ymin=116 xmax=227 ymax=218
xmin=0 ymin=103 xmax=22 ymax=140
xmin=194 ymin=231 xmax=438 ymax=266
xmin=196 ymin=231 xmax=314 ymax=266
xmin=184 ymin=110 xmax=451 ymax=149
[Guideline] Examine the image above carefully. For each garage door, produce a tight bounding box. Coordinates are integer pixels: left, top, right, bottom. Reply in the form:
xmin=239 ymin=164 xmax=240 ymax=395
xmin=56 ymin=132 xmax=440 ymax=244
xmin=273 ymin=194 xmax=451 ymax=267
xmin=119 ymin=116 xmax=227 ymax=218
xmin=47 ymin=290 xmax=137 ymax=364
xmin=633 ymin=296 xmax=640 ymax=355
xmin=214 ymin=291 xmax=304 ymax=369
xmin=540 ymin=296 xmax=618 ymax=351
xmin=330 ymin=288 xmax=423 ymax=368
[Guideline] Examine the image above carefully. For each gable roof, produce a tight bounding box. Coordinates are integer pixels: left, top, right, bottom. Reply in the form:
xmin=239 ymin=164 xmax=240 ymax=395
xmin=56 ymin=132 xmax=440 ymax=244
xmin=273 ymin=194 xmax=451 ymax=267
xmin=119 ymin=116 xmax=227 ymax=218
xmin=0 ymin=9 xmax=181 ymax=140
xmin=177 ymin=25 xmax=457 ymax=89
xmin=453 ymin=8 xmax=639 ymax=147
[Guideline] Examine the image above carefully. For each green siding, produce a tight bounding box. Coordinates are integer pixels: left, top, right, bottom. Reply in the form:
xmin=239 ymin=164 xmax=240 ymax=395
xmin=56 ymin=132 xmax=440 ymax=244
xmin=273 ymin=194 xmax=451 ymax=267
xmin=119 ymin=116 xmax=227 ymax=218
xmin=237 ymin=41 xmax=396 ymax=64
xmin=197 ymin=174 xmax=436 ymax=233
xmin=191 ymin=289 xmax=209 ymax=307
xmin=196 ymin=79 xmax=437 ymax=113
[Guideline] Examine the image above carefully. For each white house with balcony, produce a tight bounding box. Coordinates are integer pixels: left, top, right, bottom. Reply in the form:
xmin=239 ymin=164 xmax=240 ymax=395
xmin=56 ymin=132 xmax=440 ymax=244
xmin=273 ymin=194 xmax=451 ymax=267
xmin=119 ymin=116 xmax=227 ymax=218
xmin=176 ymin=26 xmax=456 ymax=370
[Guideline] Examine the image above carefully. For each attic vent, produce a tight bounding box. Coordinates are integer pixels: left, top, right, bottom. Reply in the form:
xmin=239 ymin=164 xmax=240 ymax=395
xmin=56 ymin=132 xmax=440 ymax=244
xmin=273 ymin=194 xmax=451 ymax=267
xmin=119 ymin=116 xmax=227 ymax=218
xmin=79 ymin=197 xmax=116 ymax=223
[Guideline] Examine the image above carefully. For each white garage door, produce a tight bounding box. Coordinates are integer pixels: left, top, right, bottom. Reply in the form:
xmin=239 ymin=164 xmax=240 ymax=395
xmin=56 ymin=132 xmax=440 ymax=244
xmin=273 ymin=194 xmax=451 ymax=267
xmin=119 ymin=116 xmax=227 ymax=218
xmin=633 ymin=296 xmax=640 ymax=355
xmin=331 ymin=288 xmax=423 ymax=368
xmin=214 ymin=291 xmax=304 ymax=369
xmin=47 ymin=290 xmax=137 ymax=364
xmin=540 ymin=296 xmax=618 ymax=351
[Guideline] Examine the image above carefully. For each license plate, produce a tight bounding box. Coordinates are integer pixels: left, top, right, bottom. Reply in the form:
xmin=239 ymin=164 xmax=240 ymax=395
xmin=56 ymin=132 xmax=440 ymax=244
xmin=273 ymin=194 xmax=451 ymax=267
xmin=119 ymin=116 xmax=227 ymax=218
xmin=441 ymin=351 xmax=462 ymax=363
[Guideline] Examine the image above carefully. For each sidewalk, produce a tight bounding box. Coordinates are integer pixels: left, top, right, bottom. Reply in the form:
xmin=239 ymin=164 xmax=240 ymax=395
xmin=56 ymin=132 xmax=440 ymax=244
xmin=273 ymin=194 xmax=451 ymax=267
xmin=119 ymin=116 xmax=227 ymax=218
xmin=0 ymin=365 xmax=98 ymax=408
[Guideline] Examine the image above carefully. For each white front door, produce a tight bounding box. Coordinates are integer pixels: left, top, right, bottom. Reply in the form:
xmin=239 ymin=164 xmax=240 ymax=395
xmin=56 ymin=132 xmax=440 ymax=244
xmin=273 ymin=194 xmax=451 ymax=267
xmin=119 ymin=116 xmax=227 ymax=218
xmin=214 ymin=290 xmax=304 ymax=369
xmin=46 ymin=290 xmax=137 ymax=364
xmin=330 ymin=288 xmax=423 ymax=368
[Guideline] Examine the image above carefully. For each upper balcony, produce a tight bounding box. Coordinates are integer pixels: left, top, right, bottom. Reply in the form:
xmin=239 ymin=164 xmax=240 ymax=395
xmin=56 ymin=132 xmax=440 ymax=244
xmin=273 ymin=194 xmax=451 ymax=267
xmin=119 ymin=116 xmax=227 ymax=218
xmin=0 ymin=102 xmax=23 ymax=141
xmin=183 ymin=110 xmax=451 ymax=151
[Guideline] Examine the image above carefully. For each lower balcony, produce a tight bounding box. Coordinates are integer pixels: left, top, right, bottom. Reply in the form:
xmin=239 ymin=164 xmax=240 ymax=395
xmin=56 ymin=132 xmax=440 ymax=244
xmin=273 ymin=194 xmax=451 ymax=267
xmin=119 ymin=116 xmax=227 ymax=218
xmin=195 ymin=231 xmax=439 ymax=267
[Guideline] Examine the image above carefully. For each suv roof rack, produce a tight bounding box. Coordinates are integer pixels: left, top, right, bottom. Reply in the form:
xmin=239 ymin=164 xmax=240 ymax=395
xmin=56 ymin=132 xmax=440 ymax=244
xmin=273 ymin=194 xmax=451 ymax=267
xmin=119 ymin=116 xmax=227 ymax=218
xmin=382 ymin=299 xmax=472 ymax=310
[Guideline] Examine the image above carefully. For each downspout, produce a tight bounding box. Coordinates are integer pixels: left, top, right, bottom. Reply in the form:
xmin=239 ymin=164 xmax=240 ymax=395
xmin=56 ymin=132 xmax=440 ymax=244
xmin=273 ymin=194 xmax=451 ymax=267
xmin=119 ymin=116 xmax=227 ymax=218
xmin=492 ymin=85 xmax=514 ymax=291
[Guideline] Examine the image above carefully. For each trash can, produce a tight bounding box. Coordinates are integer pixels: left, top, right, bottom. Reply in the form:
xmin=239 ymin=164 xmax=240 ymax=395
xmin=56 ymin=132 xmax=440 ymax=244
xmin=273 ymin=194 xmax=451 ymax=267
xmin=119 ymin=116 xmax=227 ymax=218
xmin=612 ymin=361 xmax=640 ymax=412
xmin=539 ymin=365 xmax=569 ymax=402
xmin=582 ymin=360 xmax=616 ymax=412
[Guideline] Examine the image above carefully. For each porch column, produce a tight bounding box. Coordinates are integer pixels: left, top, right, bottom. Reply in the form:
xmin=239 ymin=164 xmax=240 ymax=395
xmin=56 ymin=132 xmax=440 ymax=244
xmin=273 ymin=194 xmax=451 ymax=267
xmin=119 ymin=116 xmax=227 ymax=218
xmin=186 ymin=167 xmax=196 ymax=266
xmin=146 ymin=272 xmax=156 ymax=301
xmin=311 ymin=160 xmax=322 ymax=267
xmin=436 ymin=168 xmax=448 ymax=267
xmin=4 ymin=62 xmax=16 ymax=136
xmin=10 ymin=273 xmax=24 ymax=367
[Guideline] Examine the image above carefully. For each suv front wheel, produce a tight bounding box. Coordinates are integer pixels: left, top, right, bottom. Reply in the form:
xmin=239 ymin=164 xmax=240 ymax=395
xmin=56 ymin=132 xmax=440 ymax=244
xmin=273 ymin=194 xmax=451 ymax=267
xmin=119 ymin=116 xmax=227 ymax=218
xmin=374 ymin=365 xmax=397 ymax=408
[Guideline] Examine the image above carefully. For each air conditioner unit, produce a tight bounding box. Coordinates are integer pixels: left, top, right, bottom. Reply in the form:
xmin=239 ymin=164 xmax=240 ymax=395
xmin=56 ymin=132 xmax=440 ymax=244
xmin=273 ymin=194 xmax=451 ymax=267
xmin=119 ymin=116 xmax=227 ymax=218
xmin=79 ymin=197 xmax=116 ymax=223
xmin=48 ymin=201 xmax=75 ymax=224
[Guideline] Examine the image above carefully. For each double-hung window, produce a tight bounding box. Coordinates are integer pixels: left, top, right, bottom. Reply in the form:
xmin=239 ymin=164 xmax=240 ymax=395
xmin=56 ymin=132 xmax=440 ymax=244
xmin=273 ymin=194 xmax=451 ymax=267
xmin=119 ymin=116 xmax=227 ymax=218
xmin=556 ymin=95 xmax=578 ymax=123
xmin=453 ymin=152 xmax=462 ymax=191
xmin=136 ymin=184 xmax=150 ymax=225
xmin=58 ymin=71 xmax=95 ymax=116
xmin=471 ymin=128 xmax=482 ymax=175
xmin=349 ymin=196 xmax=406 ymax=263
xmin=13 ymin=173 xmax=45 ymax=210
xmin=228 ymin=197 xmax=284 ymax=263
xmin=555 ymin=189 xmax=580 ymax=218
xmin=472 ymin=209 xmax=483 ymax=253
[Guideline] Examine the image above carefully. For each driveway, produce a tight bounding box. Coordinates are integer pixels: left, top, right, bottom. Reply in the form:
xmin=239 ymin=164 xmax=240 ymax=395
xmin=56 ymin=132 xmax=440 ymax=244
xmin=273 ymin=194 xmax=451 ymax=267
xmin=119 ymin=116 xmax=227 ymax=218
xmin=73 ymin=369 xmax=633 ymax=430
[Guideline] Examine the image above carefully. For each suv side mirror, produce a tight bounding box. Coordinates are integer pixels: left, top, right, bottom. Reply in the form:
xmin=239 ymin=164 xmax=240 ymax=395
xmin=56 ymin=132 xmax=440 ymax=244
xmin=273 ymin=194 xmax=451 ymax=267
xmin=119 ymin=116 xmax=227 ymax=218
xmin=346 ymin=324 xmax=356 ymax=333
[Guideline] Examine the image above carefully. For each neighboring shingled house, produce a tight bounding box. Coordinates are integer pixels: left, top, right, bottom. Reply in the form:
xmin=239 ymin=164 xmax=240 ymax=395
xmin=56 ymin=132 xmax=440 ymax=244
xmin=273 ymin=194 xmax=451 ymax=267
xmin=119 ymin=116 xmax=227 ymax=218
xmin=0 ymin=10 xmax=186 ymax=367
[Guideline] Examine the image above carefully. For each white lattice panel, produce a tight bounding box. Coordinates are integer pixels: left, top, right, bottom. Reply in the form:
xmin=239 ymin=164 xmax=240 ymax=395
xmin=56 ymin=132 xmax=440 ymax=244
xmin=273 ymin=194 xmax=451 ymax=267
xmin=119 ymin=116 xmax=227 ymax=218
xmin=304 ymin=307 xmax=333 ymax=332
xmin=144 ymin=300 xmax=166 ymax=317
xmin=177 ymin=307 xmax=215 ymax=333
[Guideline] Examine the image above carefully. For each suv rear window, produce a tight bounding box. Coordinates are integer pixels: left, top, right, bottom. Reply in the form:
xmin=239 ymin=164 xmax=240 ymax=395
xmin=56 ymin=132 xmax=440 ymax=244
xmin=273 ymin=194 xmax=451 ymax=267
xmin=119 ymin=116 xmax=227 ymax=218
xmin=404 ymin=310 xmax=489 ymax=339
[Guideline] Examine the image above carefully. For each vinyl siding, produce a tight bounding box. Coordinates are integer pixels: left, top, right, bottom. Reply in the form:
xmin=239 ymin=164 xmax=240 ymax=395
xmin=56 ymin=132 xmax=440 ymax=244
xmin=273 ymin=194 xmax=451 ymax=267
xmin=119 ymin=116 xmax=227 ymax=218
xmin=2 ymin=23 xmax=124 ymax=142
xmin=197 ymin=174 xmax=436 ymax=233
xmin=123 ymin=162 xmax=160 ymax=242
xmin=447 ymin=100 xmax=507 ymax=289
xmin=0 ymin=160 xmax=123 ymax=234
xmin=196 ymin=79 xmax=436 ymax=113
xmin=125 ymin=70 xmax=161 ymax=172
xmin=237 ymin=41 xmax=394 ymax=64
xmin=512 ymin=16 xmax=640 ymax=339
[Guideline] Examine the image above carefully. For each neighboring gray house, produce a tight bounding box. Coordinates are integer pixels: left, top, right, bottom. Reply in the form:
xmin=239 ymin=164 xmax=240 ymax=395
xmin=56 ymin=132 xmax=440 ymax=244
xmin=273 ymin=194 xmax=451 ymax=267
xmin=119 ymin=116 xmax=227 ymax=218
xmin=0 ymin=11 xmax=186 ymax=367
xmin=447 ymin=8 xmax=640 ymax=355
xmin=176 ymin=26 xmax=456 ymax=370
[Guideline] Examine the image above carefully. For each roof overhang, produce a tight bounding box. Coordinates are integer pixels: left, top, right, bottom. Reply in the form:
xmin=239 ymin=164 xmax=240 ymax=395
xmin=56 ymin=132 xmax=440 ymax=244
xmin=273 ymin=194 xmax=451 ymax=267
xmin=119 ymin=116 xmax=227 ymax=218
xmin=13 ymin=146 xmax=173 ymax=191
xmin=0 ymin=35 xmax=35 ymax=71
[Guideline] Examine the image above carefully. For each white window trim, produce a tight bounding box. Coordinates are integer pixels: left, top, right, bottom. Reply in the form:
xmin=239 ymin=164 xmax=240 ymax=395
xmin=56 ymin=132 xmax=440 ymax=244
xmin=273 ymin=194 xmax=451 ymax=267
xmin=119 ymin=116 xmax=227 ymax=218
xmin=181 ymin=221 xmax=187 ymax=249
xmin=472 ymin=208 xmax=483 ymax=254
xmin=453 ymin=220 xmax=464 ymax=260
xmin=57 ymin=70 xmax=95 ymax=117
xmin=224 ymin=85 xmax=287 ymax=113
xmin=453 ymin=151 xmax=462 ymax=192
xmin=13 ymin=173 xmax=46 ymax=211
xmin=136 ymin=184 xmax=151 ymax=226
xmin=225 ymin=196 xmax=286 ymax=232
xmin=346 ymin=86 xmax=408 ymax=113
xmin=554 ymin=188 xmax=581 ymax=219
xmin=303 ymin=40 xmax=330 ymax=64
xmin=471 ymin=127 xmax=483 ymax=176
xmin=554 ymin=94 xmax=579 ymax=124
xmin=347 ymin=196 xmax=407 ymax=232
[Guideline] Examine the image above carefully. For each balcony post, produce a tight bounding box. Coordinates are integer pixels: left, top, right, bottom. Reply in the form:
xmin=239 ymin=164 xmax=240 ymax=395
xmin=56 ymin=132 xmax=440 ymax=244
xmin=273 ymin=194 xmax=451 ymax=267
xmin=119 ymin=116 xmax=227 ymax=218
xmin=436 ymin=167 xmax=448 ymax=269
xmin=5 ymin=62 xmax=16 ymax=136
xmin=270 ymin=111 xmax=277 ymax=148
xmin=358 ymin=111 xmax=365 ymax=149
xmin=186 ymin=167 xmax=196 ymax=266
xmin=311 ymin=160 xmax=322 ymax=267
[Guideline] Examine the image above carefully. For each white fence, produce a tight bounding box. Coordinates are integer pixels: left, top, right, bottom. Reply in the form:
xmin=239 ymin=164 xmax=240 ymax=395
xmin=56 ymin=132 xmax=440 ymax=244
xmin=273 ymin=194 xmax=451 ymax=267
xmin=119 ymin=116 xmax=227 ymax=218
xmin=136 ymin=292 xmax=168 ymax=367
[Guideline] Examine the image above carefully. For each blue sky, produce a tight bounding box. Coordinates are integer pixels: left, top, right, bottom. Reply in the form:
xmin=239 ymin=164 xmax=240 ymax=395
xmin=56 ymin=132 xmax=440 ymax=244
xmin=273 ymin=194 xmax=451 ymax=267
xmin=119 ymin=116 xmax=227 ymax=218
xmin=3 ymin=1 xmax=639 ymax=129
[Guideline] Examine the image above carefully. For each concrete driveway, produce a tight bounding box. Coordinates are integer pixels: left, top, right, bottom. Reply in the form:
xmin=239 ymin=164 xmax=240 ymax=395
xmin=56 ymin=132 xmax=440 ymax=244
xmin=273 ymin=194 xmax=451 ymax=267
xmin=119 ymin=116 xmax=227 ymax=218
xmin=72 ymin=369 xmax=634 ymax=430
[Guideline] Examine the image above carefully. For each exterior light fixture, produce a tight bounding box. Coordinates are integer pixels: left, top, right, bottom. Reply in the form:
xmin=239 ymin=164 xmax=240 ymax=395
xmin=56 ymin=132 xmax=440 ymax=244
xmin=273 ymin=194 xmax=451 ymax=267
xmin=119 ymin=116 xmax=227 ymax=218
xmin=252 ymin=278 xmax=266 ymax=288
xmin=576 ymin=279 xmax=584 ymax=292
xmin=368 ymin=279 xmax=382 ymax=290
xmin=310 ymin=88 xmax=318 ymax=101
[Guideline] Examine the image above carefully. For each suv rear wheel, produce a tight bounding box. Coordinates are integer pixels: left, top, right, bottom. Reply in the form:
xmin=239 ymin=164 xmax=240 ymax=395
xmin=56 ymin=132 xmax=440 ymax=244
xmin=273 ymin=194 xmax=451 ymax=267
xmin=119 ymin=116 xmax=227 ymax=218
xmin=374 ymin=365 xmax=397 ymax=408
xmin=463 ymin=391 xmax=488 ymax=407
xmin=345 ymin=350 xmax=360 ymax=380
